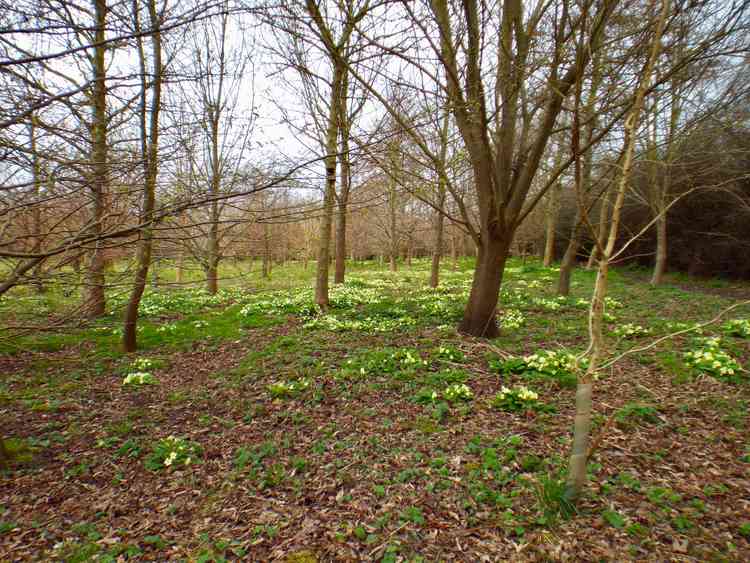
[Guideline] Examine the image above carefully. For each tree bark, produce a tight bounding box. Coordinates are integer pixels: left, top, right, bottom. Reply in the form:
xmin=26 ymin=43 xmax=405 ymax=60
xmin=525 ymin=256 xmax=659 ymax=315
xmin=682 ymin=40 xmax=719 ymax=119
xmin=29 ymin=113 xmax=45 ymax=293
xmin=457 ymin=232 xmax=511 ymax=337
xmin=334 ymin=70 xmax=351 ymax=285
xmin=175 ymin=250 xmax=184 ymax=284
xmin=83 ymin=0 xmax=108 ymax=318
xmin=429 ymin=190 xmax=446 ymax=288
xmin=334 ymin=200 xmax=347 ymax=284
xmin=586 ymin=188 xmax=610 ymax=269
xmin=123 ymin=0 xmax=162 ymax=353
xmin=565 ymin=0 xmax=668 ymax=501
xmin=651 ymin=210 xmax=667 ymax=284
xmin=314 ymin=65 xmax=343 ymax=308
xmin=542 ymin=183 xmax=559 ymax=267
xmin=262 ymin=222 xmax=271 ymax=279
xmin=206 ymin=111 xmax=221 ymax=295
xmin=558 ymin=217 xmax=583 ymax=296
xmin=451 ymin=231 xmax=458 ymax=270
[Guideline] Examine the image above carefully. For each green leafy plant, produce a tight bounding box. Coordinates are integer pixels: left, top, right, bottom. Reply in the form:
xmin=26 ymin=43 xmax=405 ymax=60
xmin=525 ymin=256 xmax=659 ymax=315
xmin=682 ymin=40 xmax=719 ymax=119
xmin=614 ymin=403 xmax=661 ymax=426
xmin=535 ymin=474 xmax=576 ymax=523
xmin=443 ymin=383 xmax=473 ymax=402
xmin=492 ymin=386 xmax=551 ymax=413
xmin=399 ymin=506 xmax=425 ymax=526
xmin=122 ymin=372 xmax=158 ymax=386
xmin=602 ymin=509 xmax=626 ymax=529
xmin=267 ymin=378 xmax=311 ymax=398
xmin=145 ymin=436 xmax=202 ymax=471
xmin=499 ymin=309 xmax=525 ymax=330
xmin=339 ymin=348 xmax=427 ymax=379
xmin=612 ymin=323 xmax=652 ymax=339
xmin=435 ymin=345 xmax=465 ymax=363
xmin=723 ymin=319 xmax=750 ymax=338
xmin=491 ymin=350 xmax=585 ymax=388
xmin=683 ymin=337 xmax=742 ymax=380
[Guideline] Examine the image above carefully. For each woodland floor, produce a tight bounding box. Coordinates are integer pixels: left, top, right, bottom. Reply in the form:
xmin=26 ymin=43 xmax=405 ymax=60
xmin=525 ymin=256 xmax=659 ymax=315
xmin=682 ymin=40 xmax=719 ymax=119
xmin=0 ymin=258 xmax=749 ymax=562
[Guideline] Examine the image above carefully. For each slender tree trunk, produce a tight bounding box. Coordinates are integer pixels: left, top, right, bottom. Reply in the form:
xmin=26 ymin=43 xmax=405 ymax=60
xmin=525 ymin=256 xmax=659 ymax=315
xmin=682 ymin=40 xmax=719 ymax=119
xmin=123 ymin=0 xmax=162 ymax=353
xmin=388 ymin=176 xmax=398 ymax=272
xmin=206 ymin=254 xmax=218 ymax=294
xmin=566 ymin=0 xmax=667 ymax=501
xmin=315 ymin=65 xmax=343 ymax=309
xmin=84 ymin=0 xmax=108 ymax=318
xmin=175 ymin=250 xmax=184 ymax=284
xmin=586 ymin=188 xmax=610 ymax=269
xmin=451 ymin=231 xmax=458 ymax=270
xmin=262 ymin=222 xmax=271 ymax=278
xmin=651 ymin=210 xmax=667 ymax=284
xmin=29 ymin=114 xmax=45 ymax=293
xmin=543 ymin=143 xmax=565 ymax=267
xmin=206 ymin=132 xmax=221 ymax=294
xmin=334 ymin=72 xmax=351 ymax=285
xmin=334 ymin=201 xmax=347 ymax=283
xmin=430 ymin=191 xmax=446 ymax=288
xmin=543 ymin=183 xmax=559 ymax=267
xmin=315 ymin=178 xmax=335 ymax=307
xmin=558 ymin=217 xmax=583 ymax=296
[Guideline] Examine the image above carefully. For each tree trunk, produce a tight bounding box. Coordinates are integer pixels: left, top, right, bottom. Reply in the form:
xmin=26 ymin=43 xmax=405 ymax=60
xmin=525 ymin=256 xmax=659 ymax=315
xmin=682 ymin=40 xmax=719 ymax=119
xmin=586 ymin=189 xmax=610 ymax=269
xmin=430 ymin=193 xmax=445 ymax=288
xmin=565 ymin=0 xmax=667 ymax=501
xmin=451 ymin=231 xmax=458 ymax=270
xmin=206 ymin=145 xmax=220 ymax=294
xmin=262 ymin=222 xmax=271 ymax=279
xmin=315 ymin=65 xmax=343 ymax=309
xmin=29 ymin=114 xmax=45 ymax=293
xmin=315 ymin=178 xmax=335 ymax=307
xmin=175 ymin=250 xmax=184 ymax=284
xmin=334 ymin=201 xmax=347 ymax=284
xmin=84 ymin=0 xmax=108 ymax=318
xmin=388 ymin=180 xmax=398 ymax=272
xmin=543 ymin=182 xmax=560 ymax=267
xmin=123 ymin=0 xmax=162 ymax=353
xmin=458 ymin=233 xmax=511 ymax=337
xmin=651 ymin=210 xmax=667 ymax=285
xmin=558 ymin=218 xmax=583 ymax=296
xmin=334 ymin=72 xmax=351 ymax=285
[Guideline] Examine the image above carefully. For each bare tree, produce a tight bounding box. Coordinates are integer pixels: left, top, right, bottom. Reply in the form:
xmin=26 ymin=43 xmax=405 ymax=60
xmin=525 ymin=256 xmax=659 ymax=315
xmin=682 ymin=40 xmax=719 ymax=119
xmin=122 ymin=0 xmax=164 ymax=352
